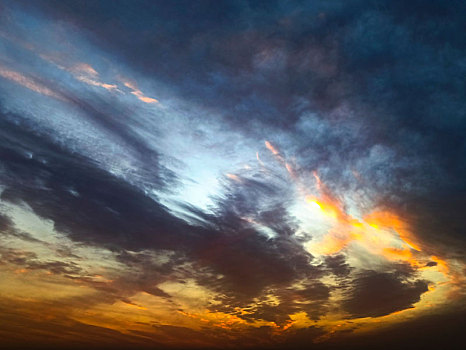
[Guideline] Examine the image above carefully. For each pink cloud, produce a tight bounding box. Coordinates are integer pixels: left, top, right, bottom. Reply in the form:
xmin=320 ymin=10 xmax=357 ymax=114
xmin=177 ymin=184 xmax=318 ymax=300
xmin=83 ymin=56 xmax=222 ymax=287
xmin=0 ymin=65 xmax=63 ymax=100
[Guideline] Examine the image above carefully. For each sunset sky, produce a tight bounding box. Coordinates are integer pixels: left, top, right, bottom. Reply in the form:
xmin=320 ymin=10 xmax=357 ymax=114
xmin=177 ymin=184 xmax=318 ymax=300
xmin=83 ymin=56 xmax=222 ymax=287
xmin=0 ymin=1 xmax=465 ymax=349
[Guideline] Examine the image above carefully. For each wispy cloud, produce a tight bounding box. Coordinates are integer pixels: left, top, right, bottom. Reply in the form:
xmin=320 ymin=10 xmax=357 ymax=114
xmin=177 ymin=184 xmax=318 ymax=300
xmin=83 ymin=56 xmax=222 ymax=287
xmin=122 ymin=79 xmax=158 ymax=104
xmin=0 ymin=64 xmax=63 ymax=100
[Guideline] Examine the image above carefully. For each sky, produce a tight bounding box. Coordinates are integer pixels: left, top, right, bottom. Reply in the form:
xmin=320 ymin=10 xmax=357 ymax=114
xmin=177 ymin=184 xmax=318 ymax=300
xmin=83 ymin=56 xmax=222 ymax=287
xmin=0 ymin=1 xmax=465 ymax=349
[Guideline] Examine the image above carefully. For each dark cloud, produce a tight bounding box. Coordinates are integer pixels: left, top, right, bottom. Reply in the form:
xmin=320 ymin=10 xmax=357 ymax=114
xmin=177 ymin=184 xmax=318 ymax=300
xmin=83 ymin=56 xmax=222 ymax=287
xmin=190 ymin=174 xmax=328 ymax=309
xmin=0 ymin=111 xmax=450 ymax=335
xmin=320 ymin=309 xmax=466 ymax=350
xmin=0 ymin=114 xmax=330 ymax=314
xmin=0 ymin=213 xmax=13 ymax=232
xmin=0 ymin=68 xmax=175 ymax=191
xmin=257 ymin=204 xmax=299 ymax=237
xmin=394 ymin=192 xmax=466 ymax=260
xmin=0 ymin=113 xmax=188 ymax=252
xmin=0 ymin=212 xmax=46 ymax=244
xmin=197 ymin=176 xmax=336 ymax=323
xmin=342 ymin=270 xmax=428 ymax=318
xmin=245 ymin=280 xmax=331 ymax=324
xmin=0 ymin=247 xmax=81 ymax=275
xmin=324 ymin=254 xmax=352 ymax=278
xmin=8 ymin=0 xmax=465 ymax=255
xmin=0 ymin=298 xmax=162 ymax=350
xmin=22 ymin=1 xmax=466 ymax=133
xmin=0 ymin=248 xmax=37 ymax=266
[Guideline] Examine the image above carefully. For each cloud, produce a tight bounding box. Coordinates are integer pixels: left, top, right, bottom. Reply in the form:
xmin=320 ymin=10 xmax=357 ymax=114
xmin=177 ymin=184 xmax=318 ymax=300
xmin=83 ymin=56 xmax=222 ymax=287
xmin=0 ymin=1 xmax=465 ymax=348
xmin=324 ymin=254 xmax=352 ymax=278
xmin=0 ymin=113 xmax=328 ymax=317
xmin=28 ymin=0 xmax=465 ymax=208
xmin=0 ymin=213 xmax=13 ymax=232
xmin=0 ymin=297 xmax=160 ymax=349
xmin=68 ymin=62 xmax=120 ymax=92
xmin=0 ymin=247 xmax=82 ymax=275
xmin=241 ymin=279 xmax=331 ymax=325
xmin=122 ymin=79 xmax=158 ymax=104
xmin=0 ymin=115 xmax=180 ymax=250
xmin=0 ymin=64 xmax=64 ymax=100
xmin=37 ymin=52 xmax=121 ymax=92
xmin=342 ymin=270 xmax=429 ymax=318
xmin=10 ymin=2 xmax=464 ymax=242
xmin=320 ymin=310 xmax=466 ymax=350
xmin=72 ymin=63 xmax=98 ymax=77
xmin=0 ymin=212 xmax=44 ymax=243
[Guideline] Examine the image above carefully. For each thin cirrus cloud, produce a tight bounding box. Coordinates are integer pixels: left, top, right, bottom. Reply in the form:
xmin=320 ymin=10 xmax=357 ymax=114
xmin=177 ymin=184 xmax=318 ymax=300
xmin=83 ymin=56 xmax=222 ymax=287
xmin=122 ymin=79 xmax=159 ymax=104
xmin=0 ymin=64 xmax=64 ymax=100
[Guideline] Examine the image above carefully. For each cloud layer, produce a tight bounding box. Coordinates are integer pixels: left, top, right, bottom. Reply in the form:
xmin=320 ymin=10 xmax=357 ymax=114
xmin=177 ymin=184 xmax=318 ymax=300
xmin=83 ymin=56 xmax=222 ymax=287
xmin=0 ymin=1 xmax=465 ymax=349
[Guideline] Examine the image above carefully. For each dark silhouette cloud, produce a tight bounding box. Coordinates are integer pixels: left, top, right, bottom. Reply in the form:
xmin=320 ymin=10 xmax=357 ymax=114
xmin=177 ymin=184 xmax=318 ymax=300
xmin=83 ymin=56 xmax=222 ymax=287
xmin=0 ymin=114 xmax=331 ymax=315
xmin=0 ymin=213 xmax=13 ymax=232
xmin=342 ymin=270 xmax=429 ymax=318
xmin=324 ymin=254 xmax=352 ymax=278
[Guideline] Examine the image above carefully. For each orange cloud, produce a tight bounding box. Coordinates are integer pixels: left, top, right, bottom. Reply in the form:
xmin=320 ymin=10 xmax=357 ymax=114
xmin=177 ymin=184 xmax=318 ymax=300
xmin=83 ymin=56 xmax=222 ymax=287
xmin=256 ymin=151 xmax=265 ymax=167
xmin=303 ymin=171 xmax=427 ymax=268
xmin=130 ymin=90 xmax=158 ymax=103
xmin=123 ymin=80 xmax=158 ymax=104
xmin=71 ymin=63 xmax=98 ymax=77
xmin=37 ymin=54 xmax=119 ymax=92
xmin=265 ymin=140 xmax=280 ymax=156
xmin=75 ymin=75 xmax=119 ymax=91
xmin=226 ymin=173 xmax=241 ymax=182
xmin=68 ymin=63 xmax=120 ymax=92
xmin=0 ymin=65 xmax=64 ymax=100
xmin=363 ymin=211 xmax=421 ymax=251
